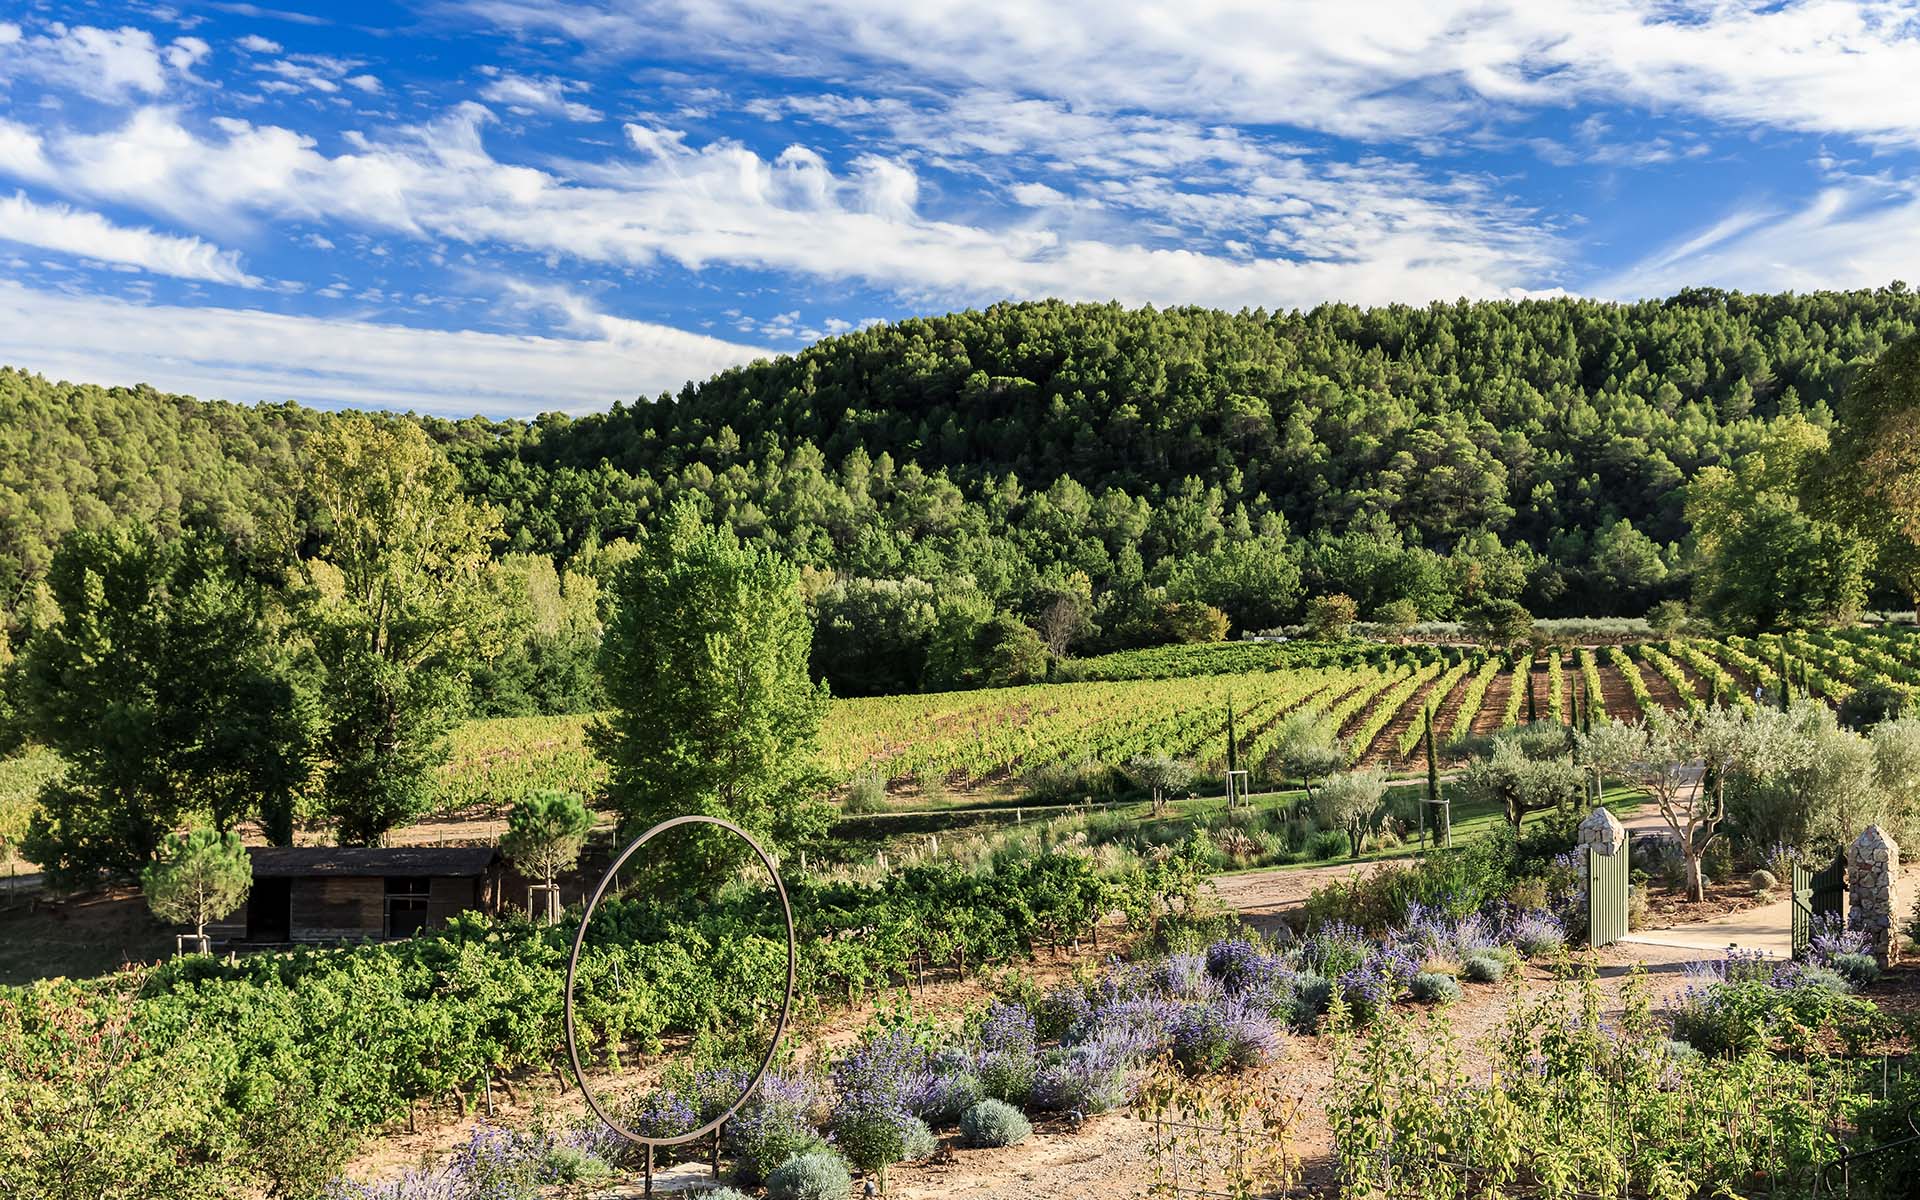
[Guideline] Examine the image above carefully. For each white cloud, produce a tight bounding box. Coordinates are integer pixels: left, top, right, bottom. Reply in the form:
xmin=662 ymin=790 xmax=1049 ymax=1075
xmin=468 ymin=0 xmax=1920 ymax=146
xmin=237 ymin=34 xmax=282 ymax=53
xmin=0 ymin=279 xmax=771 ymax=417
xmin=1592 ymin=174 xmax=1920 ymax=298
xmin=477 ymin=73 xmax=601 ymax=121
xmin=0 ymin=21 xmax=209 ymax=101
xmin=255 ymin=53 xmax=376 ymax=96
xmin=0 ymin=192 xmax=262 ymax=285
xmin=0 ymin=105 xmax=1557 ymax=312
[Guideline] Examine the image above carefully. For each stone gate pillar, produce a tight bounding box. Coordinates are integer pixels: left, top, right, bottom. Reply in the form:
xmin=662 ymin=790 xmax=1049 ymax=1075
xmin=1847 ymin=826 xmax=1901 ymax=966
xmin=1578 ymin=807 xmax=1627 ymax=858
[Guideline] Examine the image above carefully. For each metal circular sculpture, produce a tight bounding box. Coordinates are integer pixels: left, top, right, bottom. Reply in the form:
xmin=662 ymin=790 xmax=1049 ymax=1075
xmin=563 ymin=814 xmax=796 ymax=1148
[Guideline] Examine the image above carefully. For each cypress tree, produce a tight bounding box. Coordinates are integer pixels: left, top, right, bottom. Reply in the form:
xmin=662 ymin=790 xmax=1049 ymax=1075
xmin=1526 ymin=658 xmax=1538 ymax=724
xmin=1778 ymin=646 xmax=1791 ymax=710
xmin=1424 ymin=701 xmax=1447 ymax=848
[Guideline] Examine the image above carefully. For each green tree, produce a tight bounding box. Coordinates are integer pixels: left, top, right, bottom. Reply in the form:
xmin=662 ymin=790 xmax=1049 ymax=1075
xmin=1305 ymin=593 xmax=1358 ymax=639
xmin=1690 ymin=494 xmax=1869 ymax=631
xmin=1155 ymin=599 xmax=1229 ymax=644
xmin=15 ymin=526 xmax=317 ymax=883
xmin=295 ymin=414 xmax=504 ymax=846
xmin=591 ymin=503 xmax=832 ymax=888
xmin=1457 ymin=737 xmax=1584 ymax=833
xmin=1317 ymin=767 xmax=1388 ymax=858
xmin=810 ymin=576 xmax=938 ymax=695
xmin=1646 ymin=599 xmax=1689 ymax=637
xmin=140 ymin=826 xmax=252 ymax=947
xmin=1581 ymin=709 xmax=1757 ymax=901
xmin=1375 ymin=598 xmax=1420 ymax=641
xmin=1125 ymin=753 xmax=1193 ymax=816
xmin=1461 ymin=598 xmax=1533 ymax=647
xmin=1265 ymin=709 xmax=1346 ymax=800
xmin=925 ymin=596 xmax=1048 ymax=689
xmin=1824 ymin=331 xmax=1920 ymax=620
xmin=500 ymin=790 xmax=595 ymax=920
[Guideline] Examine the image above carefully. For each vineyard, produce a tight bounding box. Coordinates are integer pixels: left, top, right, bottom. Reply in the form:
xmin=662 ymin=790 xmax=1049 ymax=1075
xmin=410 ymin=629 xmax=1920 ymax=809
xmin=5 ymin=632 xmax=1916 ymax=833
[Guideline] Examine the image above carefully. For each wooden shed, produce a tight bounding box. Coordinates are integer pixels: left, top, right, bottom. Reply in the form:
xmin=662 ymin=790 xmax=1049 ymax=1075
xmin=226 ymin=846 xmax=505 ymax=943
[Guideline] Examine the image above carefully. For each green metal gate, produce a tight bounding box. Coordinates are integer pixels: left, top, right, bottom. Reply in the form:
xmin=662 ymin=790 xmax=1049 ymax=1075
xmin=1793 ymin=854 xmax=1847 ymax=959
xmin=1792 ymin=860 xmax=1813 ymax=958
xmin=1585 ymin=844 xmax=1629 ymax=947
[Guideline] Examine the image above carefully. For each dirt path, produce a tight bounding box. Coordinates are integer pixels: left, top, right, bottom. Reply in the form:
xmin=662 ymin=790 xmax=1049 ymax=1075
xmin=1468 ymin=664 xmax=1514 ymax=736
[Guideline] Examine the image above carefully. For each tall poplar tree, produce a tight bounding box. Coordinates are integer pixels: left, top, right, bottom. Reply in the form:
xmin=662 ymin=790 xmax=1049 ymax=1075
xmin=592 ymin=503 xmax=832 ymax=890
xmin=296 ymin=414 xmax=503 ymax=846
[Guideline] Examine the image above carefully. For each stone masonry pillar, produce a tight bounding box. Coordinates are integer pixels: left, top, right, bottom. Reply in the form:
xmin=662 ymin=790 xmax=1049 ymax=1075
xmin=1847 ymin=825 xmax=1901 ymax=966
xmin=1578 ymin=807 xmax=1627 ymax=858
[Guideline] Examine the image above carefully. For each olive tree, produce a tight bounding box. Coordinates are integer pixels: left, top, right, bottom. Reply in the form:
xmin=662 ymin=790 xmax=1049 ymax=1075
xmin=1456 ymin=737 xmax=1585 ymax=833
xmin=1581 ymin=707 xmax=1768 ymax=902
xmin=1265 ymin=709 xmax=1346 ymax=802
xmin=140 ymin=827 xmax=251 ymax=950
xmin=1317 ymin=766 xmax=1388 ymax=858
xmin=1125 ymin=754 xmax=1193 ymax=816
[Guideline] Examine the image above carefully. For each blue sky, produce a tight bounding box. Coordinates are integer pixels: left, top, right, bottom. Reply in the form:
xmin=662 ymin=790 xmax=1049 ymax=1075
xmin=3 ymin=1 xmax=1920 ymax=418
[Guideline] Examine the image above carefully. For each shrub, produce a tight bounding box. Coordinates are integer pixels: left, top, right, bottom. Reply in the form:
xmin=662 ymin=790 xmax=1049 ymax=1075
xmin=1031 ymin=1047 xmax=1130 ymax=1114
xmin=899 ymin=1116 xmax=937 ymax=1161
xmin=1408 ymin=972 xmax=1462 ymax=1004
xmin=1308 ymin=828 xmax=1348 ymax=861
xmin=1627 ymin=888 xmax=1649 ymax=931
xmin=1749 ymin=869 xmax=1779 ymax=894
xmin=960 ymin=1100 xmax=1032 ymax=1148
xmin=727 ymin=1073 xmax=825 ymax=1183
xmin=1171 ymin=996 xmax=1279 ymax=1073
xmin=1204 ymin=937 xmax=1282 ymax=995
xmin=906 ymin=1070 xmax=981 ymax=1126
xmin=1506 ymin=910 xmax=1566 ymax=958
xmin=1829 ymin=954 xmax=1882 ymax=988
xmin=829 ymin=1108 xmax=905 ymax=1177
xmin=1031 ymin=984 xmax=1093 ymax=1042
xmin=844 ymin=772 xmax=889 ymax=814
xmin=765 ymin=1151 xmax=853 ymax=1200
xmin=1299 ymin=921 xmax=1370 ymax=979
xmin=1460 ymin=953 xmax=1507 ymax=983
xmin=1286 ymin=972 xmax=1333 ymax=1031
xmin=704 ymin=1191 xmax=755 ymax=1200
xmin=975 ymin=1003 xmax=1039 ymax=1102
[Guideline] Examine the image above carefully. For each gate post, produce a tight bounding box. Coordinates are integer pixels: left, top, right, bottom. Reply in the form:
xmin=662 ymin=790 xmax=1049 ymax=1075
xmin=1847 ymin=826 xmax=1901 ymax=967
xmin=1579 ymin=807 xmax=1629 ymax=947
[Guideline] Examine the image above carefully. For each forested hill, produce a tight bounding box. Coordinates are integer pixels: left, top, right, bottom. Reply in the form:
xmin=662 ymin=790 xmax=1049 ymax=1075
xmin=6 ymin=286 xmax=1920 ymax=653
xmin=463 ymin=290 xmax=1919 ymax=555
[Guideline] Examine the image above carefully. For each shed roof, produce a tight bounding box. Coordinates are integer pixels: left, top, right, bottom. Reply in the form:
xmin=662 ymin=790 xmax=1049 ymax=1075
xmin=248 ymin=846 xmax=500 ymax=878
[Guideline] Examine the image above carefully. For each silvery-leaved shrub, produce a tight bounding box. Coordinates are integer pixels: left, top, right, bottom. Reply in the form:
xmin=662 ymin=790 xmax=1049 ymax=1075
xmin=1408 ymin=971 xmax=1462 ymax=1005
xmin=765 ymin=1151 xmax=853 ymax=1200
xmin=1830 ymin=952 xmax=1881 ymax=987
xmin=899 ymin=1116 xmax=937 ymax=1161
xmin=960 ymin=1099 xmax=1032 ymax=1148
xmin=1460 ymin=953 xmax=1506 ymax=983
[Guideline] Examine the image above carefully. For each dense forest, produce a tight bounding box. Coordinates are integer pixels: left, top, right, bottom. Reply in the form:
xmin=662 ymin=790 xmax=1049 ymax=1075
xmin=6 ymin=287 xmax=1920 ymax=698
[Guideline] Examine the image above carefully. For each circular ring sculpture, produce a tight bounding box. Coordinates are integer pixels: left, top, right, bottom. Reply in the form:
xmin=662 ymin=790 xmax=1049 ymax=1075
xmin=563 ymin=814 xmax=797 ymax=1148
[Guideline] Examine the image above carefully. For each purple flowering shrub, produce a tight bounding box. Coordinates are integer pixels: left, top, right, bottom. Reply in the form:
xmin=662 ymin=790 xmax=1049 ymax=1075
xmin=1152 ymin=951 xmax=1220 ymax=1000
xmin=1300 ymin=920 xmax=1370 ymax=979
xmin=1806 ymin=913 xmax=1872 ymax=965
xmin=831 ymin=1028 xmax=936 ymax=1171
xmin=1504 ymin=908 xmax=1566 ymax=958
xmin=726 ymin=1070 xmax=827 ymax=1183
xmin=328 ymin=1122 xmax=620 ymax=1200
xmin=1204 ymin=937 xmax=1283 ymax=995
xmin=974 ymin=1002 xmax=1039 ymax=1102
xmin=1031 ymin=983 xmax=1094 ymax=1041
xmin=1032 ymin=1043 xmax=1132 ymax=1113
xmin=1170 ymin=995 xmax=1280 ymax=1074
xmin=905 ymin=1065 xmax=983 ymax=1125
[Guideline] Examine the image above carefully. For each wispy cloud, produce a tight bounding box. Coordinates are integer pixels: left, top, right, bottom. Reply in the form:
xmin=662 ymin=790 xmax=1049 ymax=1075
xmin=1593 ymin=174 xmax=1920 ymax=299
xmin=477 ymin=72 xmax=601 ymax=121
xmin=0 ymin=279 xmax=769 ymax=417
xmin=0 ymin=192 xmax=262 ymax=285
